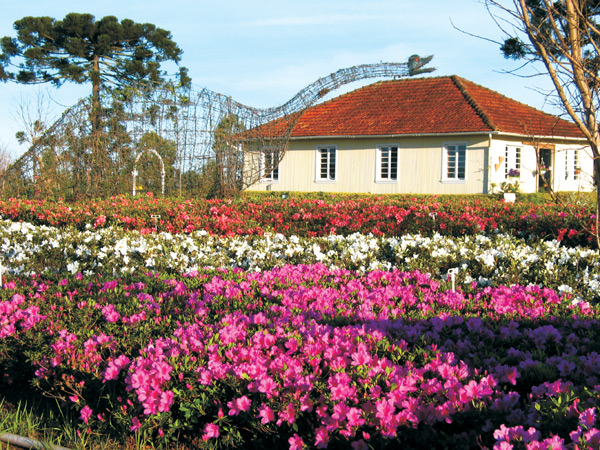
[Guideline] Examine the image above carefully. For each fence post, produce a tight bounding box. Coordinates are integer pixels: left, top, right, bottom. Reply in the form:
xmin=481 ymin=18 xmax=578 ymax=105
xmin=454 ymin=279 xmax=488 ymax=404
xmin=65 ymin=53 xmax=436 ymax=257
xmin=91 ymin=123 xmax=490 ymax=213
xmin=447 ymin=267 xmax=458 ymax=292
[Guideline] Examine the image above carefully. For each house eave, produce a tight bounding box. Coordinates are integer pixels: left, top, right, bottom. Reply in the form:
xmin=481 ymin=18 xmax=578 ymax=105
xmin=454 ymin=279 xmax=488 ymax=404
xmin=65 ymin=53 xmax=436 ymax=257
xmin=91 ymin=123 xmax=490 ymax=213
xmin=289 ymin=131 xmax=493 ymax=140
xmin=289 ymin=130 xmax=588 ymax=142
xmin=492 ymin=131 xmax=588 ymax=142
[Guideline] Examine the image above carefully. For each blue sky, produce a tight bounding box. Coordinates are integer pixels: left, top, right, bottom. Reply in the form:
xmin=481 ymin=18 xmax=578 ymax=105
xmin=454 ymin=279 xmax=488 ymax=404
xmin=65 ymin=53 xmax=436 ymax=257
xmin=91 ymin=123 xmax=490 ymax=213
xmin=0 ymin=0 xmax=562 ymax=158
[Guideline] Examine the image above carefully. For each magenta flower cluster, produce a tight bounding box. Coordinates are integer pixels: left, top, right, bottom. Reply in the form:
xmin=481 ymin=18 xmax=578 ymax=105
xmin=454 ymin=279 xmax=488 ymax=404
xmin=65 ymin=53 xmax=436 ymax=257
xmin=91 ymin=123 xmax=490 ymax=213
xmin=1 ymin=264 xmax=599 ymax=448
xmin=0 ymin=292 xmax=46 ymax=339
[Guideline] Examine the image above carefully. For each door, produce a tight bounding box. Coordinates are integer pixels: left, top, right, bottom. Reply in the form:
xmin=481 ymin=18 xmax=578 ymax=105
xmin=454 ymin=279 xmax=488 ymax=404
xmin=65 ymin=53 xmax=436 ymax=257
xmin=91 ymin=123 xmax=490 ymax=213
xmin=538 ymin=148 xmax=552 ymax=191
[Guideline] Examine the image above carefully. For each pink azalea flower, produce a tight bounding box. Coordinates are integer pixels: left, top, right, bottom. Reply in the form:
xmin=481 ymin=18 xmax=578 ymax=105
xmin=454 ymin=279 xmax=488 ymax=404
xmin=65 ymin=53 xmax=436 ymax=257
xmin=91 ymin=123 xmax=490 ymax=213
xmin=288 ymin=434 xmax=304 ymax=450
xmin=101 ymin=304 xmax=120 ymax=323
xmin=158 ymin=390 xmax=174 ymax=413
xmin=130 ymin=417 xmax=142 ymax=432
xmin=346 ymin=407 xmax=365 ymax=428
xmin=237 ymin=395 xmax=251 ymax=412
xmin=314 ymin=427 xmax=329 ymax=449
xmin=580 ymin=407 xmax=597 ymax=428
xmin=584 ymin=428 xmax=600 ymax=446
xmin=258 ymin=404 xmax=275 ymax=424
xmin=278 ymin=402 xmax=296 ymax=425
xmin=542 ymin=435 xmax=565 ymax=449
xmin=493 ymin=424 xmax=511 ymax=441
xmin=332 ymin=402 xmax=348 ymax=421
xmin=258 ymin=376 xmax=278 ymax=398
xmin=228 ymin=396 xmax=251 ymax=416
xmin=493 ymin=442 xmax=514 ymax=450
xmin=375 ymin=399 xmax=395 ymax=421
xmin=202 ymin=423 xmax=220 ymax=441
xmin=350 ymin=348 xmax=372 ymax=366
xmin=80 ymin=405 xmax=93 ymax=424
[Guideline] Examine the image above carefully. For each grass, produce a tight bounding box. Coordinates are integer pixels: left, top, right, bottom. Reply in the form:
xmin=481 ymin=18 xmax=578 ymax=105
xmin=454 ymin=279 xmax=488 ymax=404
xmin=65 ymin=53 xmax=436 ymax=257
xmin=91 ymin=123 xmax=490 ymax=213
xmin=0 ymin=394 xmax=161 ymax=450
xmin=1 ymin=397 xmax=89 ymax=450
xmin=0 ymin=396 xmax=197 ymax=450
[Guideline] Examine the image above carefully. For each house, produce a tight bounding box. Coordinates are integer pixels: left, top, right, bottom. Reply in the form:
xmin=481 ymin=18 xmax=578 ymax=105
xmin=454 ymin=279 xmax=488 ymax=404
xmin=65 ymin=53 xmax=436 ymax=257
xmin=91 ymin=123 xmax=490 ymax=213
xmin=246 ymin=75 xmax=593 ymax=194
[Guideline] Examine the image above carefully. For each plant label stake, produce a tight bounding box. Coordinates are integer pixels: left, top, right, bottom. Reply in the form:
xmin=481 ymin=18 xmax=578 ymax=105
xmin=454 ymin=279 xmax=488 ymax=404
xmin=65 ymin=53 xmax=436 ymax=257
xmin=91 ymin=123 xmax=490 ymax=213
xmin=0 ymin=257 xmax=3 ymax=288
xmin=151 ymin=215 xmax=161 ymax=232
xmin=448 ymin=267 xmax=458 ymax=292
xmin=429 ymin=212 xmax=437 ymax=221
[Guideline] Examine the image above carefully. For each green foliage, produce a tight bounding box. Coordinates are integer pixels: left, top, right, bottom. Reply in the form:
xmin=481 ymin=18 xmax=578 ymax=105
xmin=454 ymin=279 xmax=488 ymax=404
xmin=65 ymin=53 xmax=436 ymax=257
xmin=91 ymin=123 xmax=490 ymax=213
xmin=0 ymin=13 xmax=189 ymax=199
xmin=501 ymin=37 xmax=528 ymax=59
xmin=0 ymin=13 xmax=185 ymax=89
xmin=212 ymin=114 xmax=247 ymax=198
xmin=493 ymin=180 xmax=521 ymax=194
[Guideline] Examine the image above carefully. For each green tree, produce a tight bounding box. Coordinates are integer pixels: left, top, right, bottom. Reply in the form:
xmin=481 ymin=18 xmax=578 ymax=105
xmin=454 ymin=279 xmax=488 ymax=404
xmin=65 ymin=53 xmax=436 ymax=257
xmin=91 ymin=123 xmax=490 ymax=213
xmin=212 ymin=114 xmax=247 ymax=197
xmin=0 ymin=145 xmax=11 ymax=198
xmin=486 ymin=0 xmax=600 ymax=245
xmin=0 ymin=13 xmax=189 ymax=194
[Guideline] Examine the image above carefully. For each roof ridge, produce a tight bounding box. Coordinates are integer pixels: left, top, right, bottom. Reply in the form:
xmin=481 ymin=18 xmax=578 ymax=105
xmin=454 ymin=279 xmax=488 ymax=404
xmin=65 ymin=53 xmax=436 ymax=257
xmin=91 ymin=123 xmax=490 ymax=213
xmin=450 ymin=75 xmax=498 ymax=132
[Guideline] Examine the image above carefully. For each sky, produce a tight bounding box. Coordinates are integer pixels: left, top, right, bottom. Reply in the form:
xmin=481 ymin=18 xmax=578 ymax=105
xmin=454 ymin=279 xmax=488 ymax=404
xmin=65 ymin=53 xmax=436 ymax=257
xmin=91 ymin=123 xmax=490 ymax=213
xmin=0 ymin=0 xmax=564 ymax=160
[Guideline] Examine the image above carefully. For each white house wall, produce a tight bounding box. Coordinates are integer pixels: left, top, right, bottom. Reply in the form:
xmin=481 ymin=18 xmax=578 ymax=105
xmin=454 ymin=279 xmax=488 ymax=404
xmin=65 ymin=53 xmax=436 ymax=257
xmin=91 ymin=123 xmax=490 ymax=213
xmin=489 ymin=139 xmax=536 ymax=193
xmin=488 ymin=137 xmax=593 ymax=194
xmin=247 ymin=135 xmax=593 ymax=194
xmin=553 ymin=145 xmax=595 ymax=192
xmin=248 ymin=136 xmax=490 ymax=194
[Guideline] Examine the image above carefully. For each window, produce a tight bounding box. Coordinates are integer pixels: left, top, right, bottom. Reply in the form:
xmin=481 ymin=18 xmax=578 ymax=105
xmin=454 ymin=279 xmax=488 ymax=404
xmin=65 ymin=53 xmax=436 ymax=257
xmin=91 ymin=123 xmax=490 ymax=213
xmin=505 ymin=146 xmax=521 ymax=178
xmin=261 ymin=149 xmax=279 ymax=181
xmin=316 ymin=147 xmax=336 ymax=181
xmin=562 ymin=149 xmax=582 ymax=180
xmin=377 ymin=146 xmax=398 ymax=181
xmin=444 ymin=144 xmax=466 ymax=181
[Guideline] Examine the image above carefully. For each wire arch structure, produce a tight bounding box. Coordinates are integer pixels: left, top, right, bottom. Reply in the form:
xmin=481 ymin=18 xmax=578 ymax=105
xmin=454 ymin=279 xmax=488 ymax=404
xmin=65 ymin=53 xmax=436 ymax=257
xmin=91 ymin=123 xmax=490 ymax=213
xmin=6 ymin=55 xmax=435 ymax=196
xmin=132 ymin=149 xmax=165 ymax=196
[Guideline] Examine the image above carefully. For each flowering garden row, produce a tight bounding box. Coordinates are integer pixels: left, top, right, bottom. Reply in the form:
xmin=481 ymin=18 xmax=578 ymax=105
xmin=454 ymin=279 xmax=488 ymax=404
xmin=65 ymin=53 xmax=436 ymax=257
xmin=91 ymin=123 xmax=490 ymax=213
xmin=1 ymin=192 xmax=599 ymax=449
xmin=2 ymin=264 xmax=600 ymax=449
xmin=2 ymin=219 xmax=599 ymax=303
xmin=0 ymin=194 xmax=593 ymax=246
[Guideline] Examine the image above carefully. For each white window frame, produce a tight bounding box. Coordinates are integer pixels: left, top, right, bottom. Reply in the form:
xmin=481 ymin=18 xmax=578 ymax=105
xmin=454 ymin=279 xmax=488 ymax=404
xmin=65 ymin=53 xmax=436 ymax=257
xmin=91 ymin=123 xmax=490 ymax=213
xmin=442 ymin=143 xmax=467 ymax=183
xmin=505 ymin=146 xmax=521 ymax=179
xmin=376 ymin=145 xmax=399 ymax=183
xmin=260 ymin=148 xmax=280 ymax=183
xmin=315 ymin=146 xmax=337 ymax=183
xmin=565 ymin=149 xmax=581 ymax=181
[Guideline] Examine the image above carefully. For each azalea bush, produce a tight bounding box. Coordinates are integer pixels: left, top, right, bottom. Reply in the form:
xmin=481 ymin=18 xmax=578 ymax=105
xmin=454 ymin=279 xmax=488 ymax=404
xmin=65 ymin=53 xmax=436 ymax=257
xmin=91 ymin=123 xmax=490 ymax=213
xmin=2 ymin=265 xmax=600 ymax=449
xmin=0 ymin=194 xmax=594 ymax=246
xmin=1 ymin=193 xmax=600 ymax=449
xmin=2 ymin=220 xmax=599 ymax=304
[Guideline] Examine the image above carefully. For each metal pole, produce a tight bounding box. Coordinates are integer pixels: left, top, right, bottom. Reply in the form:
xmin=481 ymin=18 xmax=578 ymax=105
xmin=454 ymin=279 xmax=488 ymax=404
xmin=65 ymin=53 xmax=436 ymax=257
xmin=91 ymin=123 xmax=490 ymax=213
xmin=447 ymin=267 xmax=458 ymax=292
xmin=132 ymin=169 xmax=138 ymax=197
xmin=0 ymin=432 xmax=73 ymax=450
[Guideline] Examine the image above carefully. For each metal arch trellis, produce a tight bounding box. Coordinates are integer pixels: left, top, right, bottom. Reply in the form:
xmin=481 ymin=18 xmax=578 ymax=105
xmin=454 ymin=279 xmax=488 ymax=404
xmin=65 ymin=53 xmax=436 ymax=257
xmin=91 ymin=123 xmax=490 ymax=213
xmin=132 ymin=148 xmax=166 ymax=196
xmin=4 ymin=54 xmax=435 ymax=196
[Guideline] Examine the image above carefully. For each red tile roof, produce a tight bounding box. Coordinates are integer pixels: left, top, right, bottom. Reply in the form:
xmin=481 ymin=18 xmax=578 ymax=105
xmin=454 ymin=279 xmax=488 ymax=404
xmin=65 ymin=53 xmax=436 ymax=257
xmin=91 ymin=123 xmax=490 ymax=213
xmin=283 ymin=76 xmax=583 ymax=139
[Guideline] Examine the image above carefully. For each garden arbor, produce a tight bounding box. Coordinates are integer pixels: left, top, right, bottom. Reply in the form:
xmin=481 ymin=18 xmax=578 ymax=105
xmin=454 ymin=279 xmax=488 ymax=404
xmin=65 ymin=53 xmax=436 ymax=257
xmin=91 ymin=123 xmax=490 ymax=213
xmin=2 ymin=54 xmax=436 ymax=198
xmin=132 ymin=149 xmax=165 ymax=196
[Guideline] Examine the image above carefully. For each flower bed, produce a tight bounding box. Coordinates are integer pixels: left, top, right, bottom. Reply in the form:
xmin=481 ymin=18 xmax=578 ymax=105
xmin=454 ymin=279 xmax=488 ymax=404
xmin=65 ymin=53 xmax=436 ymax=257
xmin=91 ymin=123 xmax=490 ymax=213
xmin=2 ymin=220 xmax=599 ymax=304
xmin=1 ymin=265 xmax=600 ymax=449
xmin=1 ymin=192 xmax=599 ymax=448
xmin=0 ymin=194 xmax=593 ymax=246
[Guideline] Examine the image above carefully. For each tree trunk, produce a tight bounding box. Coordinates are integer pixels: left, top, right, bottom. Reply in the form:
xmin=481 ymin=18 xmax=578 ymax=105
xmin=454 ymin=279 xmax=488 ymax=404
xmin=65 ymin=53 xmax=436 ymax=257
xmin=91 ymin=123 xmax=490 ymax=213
xmin=594 ymin=153 xmax=600 ymax=248
xmin=90 ymin=55 xmax=102 ymax=195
